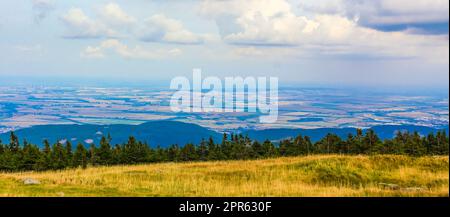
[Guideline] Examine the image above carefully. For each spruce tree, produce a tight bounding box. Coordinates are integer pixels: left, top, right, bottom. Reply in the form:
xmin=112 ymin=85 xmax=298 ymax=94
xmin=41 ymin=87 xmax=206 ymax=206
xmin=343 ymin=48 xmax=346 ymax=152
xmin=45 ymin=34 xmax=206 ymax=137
xmin=22 ymin=142 xmax=41 ymax=171
xmin=197 ymin=139 xmax=208 ymax=161
xmin=180 ymin=143 xmax=197 ymax=161
xmin=9 ymin=131 xmax=20 ymax=153
xmin=98 ymin=136 xmax=112 ymax=165
xmin=262 ymin=140 xmax=277 ymax=158
xmin=36 ymin=139 xmax=53 ymax=170
xmin=88 ymin=143 xmax=98 ymax=166
xmin=51 ymin=142 xmax=67 ymax=170
xmin=167 ymin=144 xmax=180 ymax=162
xmin=65 ymin=141 xmax=73 ymax=167
xmin=73 ymin=143 xmax=88 ymax=169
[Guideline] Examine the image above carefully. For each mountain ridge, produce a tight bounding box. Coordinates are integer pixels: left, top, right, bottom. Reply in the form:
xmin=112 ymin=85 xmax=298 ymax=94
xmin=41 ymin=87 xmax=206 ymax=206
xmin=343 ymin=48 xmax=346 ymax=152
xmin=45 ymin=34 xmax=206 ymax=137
xmin=0 ymin=120 xmax=448 ymax=147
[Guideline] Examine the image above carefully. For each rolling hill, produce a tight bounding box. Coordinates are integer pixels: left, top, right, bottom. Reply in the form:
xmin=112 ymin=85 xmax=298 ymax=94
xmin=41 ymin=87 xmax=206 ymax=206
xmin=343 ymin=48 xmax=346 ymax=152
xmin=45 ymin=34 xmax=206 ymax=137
xmin=0 ymin=120 xmax=448 ymax=147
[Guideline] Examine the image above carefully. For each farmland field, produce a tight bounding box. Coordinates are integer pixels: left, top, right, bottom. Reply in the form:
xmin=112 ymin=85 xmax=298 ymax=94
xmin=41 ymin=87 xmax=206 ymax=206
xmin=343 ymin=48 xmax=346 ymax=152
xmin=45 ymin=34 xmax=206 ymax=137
xmin=0 ymin=155 xmax=448 ymax=197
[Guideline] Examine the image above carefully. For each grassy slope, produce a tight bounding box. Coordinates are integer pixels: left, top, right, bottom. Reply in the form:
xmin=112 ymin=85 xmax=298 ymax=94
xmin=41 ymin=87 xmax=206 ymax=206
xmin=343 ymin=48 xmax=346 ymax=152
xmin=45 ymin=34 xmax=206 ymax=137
xmin=0 ymin=155 xmax=448 ymax=197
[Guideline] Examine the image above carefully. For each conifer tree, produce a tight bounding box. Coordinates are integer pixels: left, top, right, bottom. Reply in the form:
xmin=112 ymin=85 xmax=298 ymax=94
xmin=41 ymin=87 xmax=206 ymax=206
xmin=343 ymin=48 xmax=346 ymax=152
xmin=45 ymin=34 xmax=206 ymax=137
xmin=9 ymin=132 xmax=20 ymax=153
xmin=65 ymin=141 xmax=73 ymax=167
xmin=73 ymin=143 xmax=88 ymax=169
xmin=51 ymin=142 xmax=67 ymax=170
xmin=197 ymin=139 xmax=208 ymax=161
xmin=180 ymin=143 xmax=197 ymax=161
xmin=167 ymin=144 xmax=180 ymax=162
xmin=98 ymin=136 xmax=112 ymax=165
xmin=260 ymin=140 xmax=276 ymax=158
xmin=88 ymin=143 xmax=98 ymax=166
xmin=22 ymin=142 xmax=41 ymax=171
xmin=36 ymin=139 xmax=53 ymax=170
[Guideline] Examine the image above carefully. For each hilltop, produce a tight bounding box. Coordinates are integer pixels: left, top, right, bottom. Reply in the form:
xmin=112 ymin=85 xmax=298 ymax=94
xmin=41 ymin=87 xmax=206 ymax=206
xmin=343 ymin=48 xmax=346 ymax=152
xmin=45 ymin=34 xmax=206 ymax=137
xmin=0 ymin=155 xmax=448 ymax=197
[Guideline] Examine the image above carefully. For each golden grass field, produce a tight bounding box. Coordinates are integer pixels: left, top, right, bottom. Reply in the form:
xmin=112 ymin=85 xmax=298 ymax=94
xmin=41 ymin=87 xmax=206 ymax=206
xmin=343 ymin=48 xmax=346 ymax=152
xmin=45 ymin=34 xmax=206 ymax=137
xmin=0 ymin=155 xmax=448 ymax=197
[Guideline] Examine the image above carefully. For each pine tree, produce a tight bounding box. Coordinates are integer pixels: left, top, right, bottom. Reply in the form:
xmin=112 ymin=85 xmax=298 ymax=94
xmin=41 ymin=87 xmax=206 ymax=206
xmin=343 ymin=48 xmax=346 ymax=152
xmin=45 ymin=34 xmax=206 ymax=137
xmin=111 ymin=145 xmax=123 ymax=164
xmin=167 ymin=144 xmax=180 ymax=162
xmin=88 ymin=143 xmax=98 ymax=166
xmin=279 ymin=139 xmax=288 ymax=156
xmin=65 ymin=141 xmax=73 ymax=167
xmin=151 ymin=145 xmax=166 ymax=162
xmin=251 ymin=140 xmax=263 ymax=158
xmin=35 ymin=139 xmax=52 ymax=170
xmin=346 ymin=133 xmax=356 ymax=154
xmin=206 ymin=137 xmax=220 ymax=160
xmin=317 ymin=133 xmax=340 ymax=154
xmin=436 ymin=131 xmax=449 ymax=155
xmin=51 ymin=142 xmax=67 ymax=170
xmin=22 ymin=142 xmax=41 ymax=171
xmin=303 ymin=136 xmax=313 ymax=155
xmin=425 ymin=133 xmax=437 ymax=155
xmin=73 ymin=143 xmax=88 ymax=169
xmin=0 ymin=140 xmax=4 ymax=154
xmin=364 ymin=129 xmax=380 ymax=154
xmin=221 ymin=133 xmax=232 ymax=159
xmin=262 ymin=140 xmax=277 ymax=158
xmin=9 ymin=131 xmax=20 ymax=153
xmin=180 ymin=143 xmax=198 ymax=161
xmin=97 ymin=136 xmax=112 ymax=165
xmin=355 ymin=128 xmax=364 ymax=153
xmin=197 ymin=139 xmax=208 ymax=161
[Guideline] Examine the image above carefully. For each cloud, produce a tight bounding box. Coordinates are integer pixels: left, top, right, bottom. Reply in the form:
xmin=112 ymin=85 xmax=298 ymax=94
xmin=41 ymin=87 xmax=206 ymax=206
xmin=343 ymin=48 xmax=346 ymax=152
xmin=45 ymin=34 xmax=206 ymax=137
xmin=198 ymin=0 xmax=340 ymax=46
xmin=81 ymin=39 xmax=182 ymax=59
xmin=32 ymin=0 xmax=54 ymax=23
xmin=14 ymin=44 xmax=44 ymax=57
xmin=358 ymin=0 xmax=448 ymax=25
xmin=198 ymin=0 xmax=449 ymax=62
xmin=230 ymin=46 xmax=300 ymax=59
xmin=199 ymin=0 xmax=294 ymax=44
xmin=232 ymin=47 xmax=266 ymax=57
xmin=61 ymin=3 xmax=204 ymax=45
xmin=61 ymin=8 xmax=118 ymax=39
xmin=81 ymin=46 xmax=104 ymax=58
xmin=138 ymin=14 xmax=205 ymax=44
xmin=298 ymin=0 xmax=449 ymax=33
xmin=98 ymin=3 xmax=136 ymax=27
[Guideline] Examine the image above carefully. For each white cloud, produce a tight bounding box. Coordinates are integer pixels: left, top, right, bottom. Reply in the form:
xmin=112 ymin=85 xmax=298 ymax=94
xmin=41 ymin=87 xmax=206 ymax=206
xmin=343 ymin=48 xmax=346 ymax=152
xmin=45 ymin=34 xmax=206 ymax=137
xmin=138 ymin=14 xmax=205 ymax=44
xmin=99 ymin=3 xmax=136 ymax=27
xmin=81 ymin=46 xmax=104 ymax=58
xmin=61 ymin=8 xmax=118 ymax=38
xmin=61 ymin=3 xmax=205 ymax=45
xmin=199 ymin=0 xmax=343 ymax=45
xmin=81 ymin=39 xmax=182 ymax=59
xmin=198 ymin=0 xmax=449 ymax=62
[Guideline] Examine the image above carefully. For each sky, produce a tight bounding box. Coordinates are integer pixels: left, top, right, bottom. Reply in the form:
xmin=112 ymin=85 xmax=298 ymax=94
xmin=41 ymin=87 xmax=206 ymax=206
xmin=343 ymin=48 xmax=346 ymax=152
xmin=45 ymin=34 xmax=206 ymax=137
xmin=0 ymin=0 xmax=449 ymax=88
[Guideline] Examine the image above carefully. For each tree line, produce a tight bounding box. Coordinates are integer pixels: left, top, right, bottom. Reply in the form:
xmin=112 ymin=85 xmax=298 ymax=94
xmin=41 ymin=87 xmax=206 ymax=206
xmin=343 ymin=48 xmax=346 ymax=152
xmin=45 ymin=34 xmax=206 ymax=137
xmin=0 ymin=129 xmax=448 ymax=172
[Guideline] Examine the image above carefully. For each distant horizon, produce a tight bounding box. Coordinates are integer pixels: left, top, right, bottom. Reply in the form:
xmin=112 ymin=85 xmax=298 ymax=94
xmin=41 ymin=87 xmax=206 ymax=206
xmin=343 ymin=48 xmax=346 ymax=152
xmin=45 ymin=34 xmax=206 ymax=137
xmin=1 ymin=74 xmax=449 ymax=93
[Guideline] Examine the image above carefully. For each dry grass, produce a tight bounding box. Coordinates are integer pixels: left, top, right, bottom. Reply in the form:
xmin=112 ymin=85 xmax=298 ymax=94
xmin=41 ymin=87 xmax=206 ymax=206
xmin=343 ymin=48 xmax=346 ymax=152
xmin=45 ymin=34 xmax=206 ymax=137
xmin=0 ymin=155 xmax=448 ymax=197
